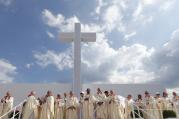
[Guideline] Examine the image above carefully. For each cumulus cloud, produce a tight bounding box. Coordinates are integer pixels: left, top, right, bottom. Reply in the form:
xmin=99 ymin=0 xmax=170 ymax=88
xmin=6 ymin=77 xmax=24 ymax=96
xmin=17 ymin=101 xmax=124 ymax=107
xmin=95 ymin=0 xmax=106 ymax=15
xmin=42 ymin=9 xmax=79 ymax=32
xmin=0 ymin=0 xmax=13 ymax=6
xmin=143 ymin=29 xmax=179 ymax=87
xmin=124 ymin=31 xmax=137 ymax=41
xmin=92 ymin=0 xmax=176 ymax=39
xmin=46 ymin=31 xmax=55 ymax=39
xmin=81 ymin=42 xmax=155 ymax=83
xmin=39 ymin=9 xmax=156 ymax=84
xmin=39 ymin=4 xmax=179 ymax=88
xmin=34 ymin=49 xmax=73 ymax=71
xmin=0 ymin=59 xmax=17 ymax=83
xmin=25 ymin=63 xmax=34 ymax=69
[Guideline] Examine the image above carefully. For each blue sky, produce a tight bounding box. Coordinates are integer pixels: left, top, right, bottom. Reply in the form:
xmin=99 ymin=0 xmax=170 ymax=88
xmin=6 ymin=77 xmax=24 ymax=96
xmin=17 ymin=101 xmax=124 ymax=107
xmin=0 ymin=0 xmax=179 ymax=88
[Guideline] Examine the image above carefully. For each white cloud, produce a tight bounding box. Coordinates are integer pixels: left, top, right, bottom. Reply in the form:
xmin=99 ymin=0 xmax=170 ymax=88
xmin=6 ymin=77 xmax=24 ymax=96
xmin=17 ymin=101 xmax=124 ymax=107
xmin=46 ymin=31 xmax=55 ymax=39
xmin=124 ymin=31 xmax=137 ymax=41
xmin=95 ymin=0 xmax=106 ymax=14
xmin=0 ymin=0 xmax=13 ymax=6
xmin=40 ymin=6 xmax=178 ymax=87
xmin=81 ymin=33 xmax=155 ymax=83
xmin=34 ymin=49 xmax=73 ymax=71
xmin=40 ymin=10 xmax=156 ymax=84
xmin=142 ymin=0 xmax=159 ymax=5
xmin=103 ymin=5 xmax=122 ymax=32
xmin=142 ymin=28 xmax=179 ymax=88
xmin=42 ymin=9 xmax=79 ymax=32
xmin=159 ymin=0 xmax=176 ymax=11
xmin=0 ymin=59 xmax=16 ymax=83
xmin=25 ymin=63 xmax=34 ymax=69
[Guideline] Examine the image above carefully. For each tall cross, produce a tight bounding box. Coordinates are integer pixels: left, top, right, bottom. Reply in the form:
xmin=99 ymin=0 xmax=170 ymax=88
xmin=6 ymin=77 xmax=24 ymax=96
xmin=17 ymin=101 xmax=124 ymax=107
xmin=60 ymin=23 xmax=96 ymax=98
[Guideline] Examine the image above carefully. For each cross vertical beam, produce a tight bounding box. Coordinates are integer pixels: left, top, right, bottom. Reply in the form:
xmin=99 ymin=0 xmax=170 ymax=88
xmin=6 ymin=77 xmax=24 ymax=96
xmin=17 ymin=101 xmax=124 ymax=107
xmin=74 ymin=23 xmax=81 ymax=98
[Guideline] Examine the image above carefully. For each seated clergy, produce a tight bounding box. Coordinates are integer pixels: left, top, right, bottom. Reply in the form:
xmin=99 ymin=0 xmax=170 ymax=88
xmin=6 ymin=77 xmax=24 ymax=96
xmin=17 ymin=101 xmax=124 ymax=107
xmin=22 ymin=91 xmax=39 ymax=119
xmin=66 ymin=91 xmax=79 ymax=119
xmin=1 ymin=91 xmax=14 ymax=119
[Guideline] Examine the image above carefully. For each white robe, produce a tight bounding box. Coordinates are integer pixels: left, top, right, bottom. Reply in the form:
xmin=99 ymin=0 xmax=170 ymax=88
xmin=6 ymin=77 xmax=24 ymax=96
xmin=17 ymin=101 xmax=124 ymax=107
xmin=82 ymin=94 xmax=96 ymax=119
xmin=22 ymin=95 xmax=39 ymax=119
xmin=135 ymin=99 xmax=145 ymax=118
xmin=144 ymin=96 xmax=161 ymax=119
xmin=66 ymin=96 xmax=79 ymax=119
xmin=1 ymin=96 xmax=14 ymax=119
xmin=95 ymin=93 xmax=106 ymax=119
xmin=108 ymin=95 xmax=123 ymax=119
xmin=124 ymin=99 xmax=134 ymax=119
xmin=172 ymin=98 xmax=179 ymax=118
xmin=54 ymin=98 xmax=64 ymax=119
xmin=62 ymin=97 xmax=67 ymax=119
xmin=156 ymin=98 xmax=164 ymax=119
xmin=40 ymin=96 xmax=54 ymax=119
xmin=161 ymin=97 xmax=172 ymax=110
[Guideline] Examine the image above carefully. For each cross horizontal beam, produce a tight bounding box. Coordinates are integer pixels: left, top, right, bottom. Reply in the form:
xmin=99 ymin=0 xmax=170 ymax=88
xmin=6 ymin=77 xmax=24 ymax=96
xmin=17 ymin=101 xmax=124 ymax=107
xmin=60 ymin=32 xmax=96 ymax=42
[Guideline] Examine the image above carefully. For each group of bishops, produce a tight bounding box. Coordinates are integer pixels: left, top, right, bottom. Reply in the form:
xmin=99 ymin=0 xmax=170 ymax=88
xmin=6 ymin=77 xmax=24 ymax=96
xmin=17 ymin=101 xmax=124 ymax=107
xmin=0 ymin=88 xmax=179 ymax=119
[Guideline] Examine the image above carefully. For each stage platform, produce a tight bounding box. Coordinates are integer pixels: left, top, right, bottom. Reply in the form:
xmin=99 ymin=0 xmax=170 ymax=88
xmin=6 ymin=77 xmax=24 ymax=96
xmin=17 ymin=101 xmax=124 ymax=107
xmin=0 ymin=83 xmax=165 ymax=105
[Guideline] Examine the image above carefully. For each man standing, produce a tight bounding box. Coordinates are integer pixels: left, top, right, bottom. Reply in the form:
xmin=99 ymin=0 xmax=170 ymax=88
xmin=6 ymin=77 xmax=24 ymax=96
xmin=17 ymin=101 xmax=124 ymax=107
xmin=1 ymin=91 xmax=14 ymax=119
xmin=79 ymin=91 xmax=84 ymax=119
xmin=154 ymin=92 xmax=163 ymax=119
xmin=63 ymin=93 xmax=67 ymax=119
xmin=108 ymin=90 xmax=122 ymax=119
xmin=161 ymin=92 xmax=172 ymax=110
xmin=22 ymin=91 xmax=39 ymax=119
xmin=172 ymin=92 xmax=179 ymax=118
xmin=104 ymin=91 xmax=109 ymax=119
xmin=66 ymin=91 xmax=79 ymax=119
xmin=124 ymin=94 xmax=134 ymax=119
xmin=40 ymin=90 xmax=54 ymax=119
xmin=83 ymin=88 xmax=96 ymax=119
xmin=54 ymin=94 xmax=64 ymax=119
xmin=95 ymin=88 xmax=106 ymax=119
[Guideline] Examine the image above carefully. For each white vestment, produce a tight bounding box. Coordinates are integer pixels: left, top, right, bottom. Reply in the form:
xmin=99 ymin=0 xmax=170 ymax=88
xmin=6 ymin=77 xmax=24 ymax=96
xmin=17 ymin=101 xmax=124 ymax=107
xmin=22 ymin=95 xmax=39 ymax=119
xmin=135 ymin=99 xmax=145 ymax=118
xmin=40 ymin=96 xmax=54 ymax=119
xmin=172 ymin=98 xmax=179 ymax=118
xmin=82 ymin=94 xmax=96 ymax=119
xmin=66 ymin=96 xmax=79 ymax=119
xmin=108 ymin=95 xmax=123 ymax=119
xmin=95 ymin=93 xmax=106 ymax=119
xmin=155 ymin=98 xmax=163 ymax=119
xmin=1 ymin=96 xmax=14 ymax=119
xmin=124 ymin=99 xmax=134 ymax=119
xmin=54 ymin=98 xmax=64 ymax=119
xmin=144 ymin=96 xmax=161 ymax=119
xmin=162 ymin=97 xmax=172 ymax=110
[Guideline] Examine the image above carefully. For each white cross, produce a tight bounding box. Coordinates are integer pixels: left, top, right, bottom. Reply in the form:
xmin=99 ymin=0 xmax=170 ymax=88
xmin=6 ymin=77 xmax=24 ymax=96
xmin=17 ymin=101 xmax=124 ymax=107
xmin=59 ymin=23 xmax=96 ymax=98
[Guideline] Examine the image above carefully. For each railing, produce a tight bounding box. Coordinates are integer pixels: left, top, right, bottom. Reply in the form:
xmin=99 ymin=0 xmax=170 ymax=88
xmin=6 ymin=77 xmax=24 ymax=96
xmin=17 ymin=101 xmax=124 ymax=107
xmin=117 ymin=96 xmax=178 ymax=119
xmin=0 ymin=99 xmax=26 ymax=119
xmin=130 ymin=101 xmax=179 ymax=119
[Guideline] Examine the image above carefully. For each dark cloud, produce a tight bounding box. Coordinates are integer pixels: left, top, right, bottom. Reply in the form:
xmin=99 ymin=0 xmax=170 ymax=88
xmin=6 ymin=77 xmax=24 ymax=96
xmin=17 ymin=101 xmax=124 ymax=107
xmin=143 ymin=29 xmax=179 ymax=88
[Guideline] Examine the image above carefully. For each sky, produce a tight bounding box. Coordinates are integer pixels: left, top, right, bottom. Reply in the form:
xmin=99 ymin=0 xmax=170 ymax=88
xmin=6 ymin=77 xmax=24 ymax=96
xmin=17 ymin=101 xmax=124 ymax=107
xmin=0 ymin=0 xmax=179 ymax=89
